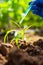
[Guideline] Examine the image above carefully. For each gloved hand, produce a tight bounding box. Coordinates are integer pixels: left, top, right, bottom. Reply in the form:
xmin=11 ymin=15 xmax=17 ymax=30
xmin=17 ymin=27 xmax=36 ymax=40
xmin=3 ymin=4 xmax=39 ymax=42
xmin=29 ymin=0 xmax=43 ymax=17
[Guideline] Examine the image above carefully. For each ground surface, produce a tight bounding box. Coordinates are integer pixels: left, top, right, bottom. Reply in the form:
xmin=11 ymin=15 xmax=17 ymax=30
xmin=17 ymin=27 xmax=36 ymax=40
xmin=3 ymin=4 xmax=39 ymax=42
xmin=0 ymin=32 xmax=43 ymax=65
xmin=0 ymin=38 xmax=43 ymax=65
xmin=25 ymin=33 xmax=43 ymax=43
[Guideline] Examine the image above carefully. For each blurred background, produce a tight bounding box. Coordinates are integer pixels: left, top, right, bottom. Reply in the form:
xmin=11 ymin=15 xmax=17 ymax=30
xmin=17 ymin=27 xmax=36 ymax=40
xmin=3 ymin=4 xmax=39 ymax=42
xmin=0 ymin=0 xmax=43 ymax=32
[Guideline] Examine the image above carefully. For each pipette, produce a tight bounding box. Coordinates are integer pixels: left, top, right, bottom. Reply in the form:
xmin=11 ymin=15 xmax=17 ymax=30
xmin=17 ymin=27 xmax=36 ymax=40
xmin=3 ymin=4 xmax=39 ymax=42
xmin=20 ymin=0 xmax=35 ymax=24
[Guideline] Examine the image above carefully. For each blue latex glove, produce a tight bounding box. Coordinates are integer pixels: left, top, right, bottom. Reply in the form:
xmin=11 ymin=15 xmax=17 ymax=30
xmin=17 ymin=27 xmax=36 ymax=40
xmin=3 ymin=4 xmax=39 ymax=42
xmin=29 ymin=0 xmax=43 ymax=17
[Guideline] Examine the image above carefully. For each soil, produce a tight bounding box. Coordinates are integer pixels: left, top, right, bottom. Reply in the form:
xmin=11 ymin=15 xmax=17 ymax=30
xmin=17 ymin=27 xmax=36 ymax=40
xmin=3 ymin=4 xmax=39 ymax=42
xmin=0 ymin=39 xmax=43 ymax=65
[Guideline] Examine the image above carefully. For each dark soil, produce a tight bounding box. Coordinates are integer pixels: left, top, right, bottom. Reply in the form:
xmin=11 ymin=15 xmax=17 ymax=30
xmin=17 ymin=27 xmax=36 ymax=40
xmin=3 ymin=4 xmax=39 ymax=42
xmin=0 ymin=39 xmax=43 ymax=65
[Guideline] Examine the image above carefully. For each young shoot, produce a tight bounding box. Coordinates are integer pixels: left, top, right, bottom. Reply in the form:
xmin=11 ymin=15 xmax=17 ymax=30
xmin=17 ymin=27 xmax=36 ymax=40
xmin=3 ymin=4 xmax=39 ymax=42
xmin=4 ymin=24 xmax=33 ymax=46
xmin=4 ymin=30 xmax=15 ymax=43
xmin=10 ymin=25 xmax=33 ymax=45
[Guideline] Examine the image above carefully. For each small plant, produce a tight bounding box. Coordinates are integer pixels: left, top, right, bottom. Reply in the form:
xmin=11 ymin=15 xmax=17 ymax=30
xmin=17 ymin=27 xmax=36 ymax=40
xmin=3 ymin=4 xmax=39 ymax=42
xmin=4 ymin=30 xmax=15 ymax=43
xmin=4 ymin=25 xmax=33 ymax=46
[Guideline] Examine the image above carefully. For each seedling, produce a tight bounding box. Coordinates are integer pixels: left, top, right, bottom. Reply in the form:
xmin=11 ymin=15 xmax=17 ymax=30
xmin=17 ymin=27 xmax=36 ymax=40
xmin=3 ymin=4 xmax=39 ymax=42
xmin=4 ymin=25 xmax=33 ymax=46
xmin=4 ymin=30 xmax=15 ymax=43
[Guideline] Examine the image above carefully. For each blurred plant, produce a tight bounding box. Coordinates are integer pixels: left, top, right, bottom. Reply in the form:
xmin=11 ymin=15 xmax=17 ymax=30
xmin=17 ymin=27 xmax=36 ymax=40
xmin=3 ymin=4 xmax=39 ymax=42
xmin=4 ymin=25 xmax=32 ymax=46
xmin=0 ymin=0 xmax=43 ymax=32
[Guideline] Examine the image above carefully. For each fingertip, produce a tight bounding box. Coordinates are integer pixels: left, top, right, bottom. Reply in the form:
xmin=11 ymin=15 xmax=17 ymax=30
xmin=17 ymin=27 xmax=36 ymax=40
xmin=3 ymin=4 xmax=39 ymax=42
xmin=28 ymin=1 xmax=32 ymax=5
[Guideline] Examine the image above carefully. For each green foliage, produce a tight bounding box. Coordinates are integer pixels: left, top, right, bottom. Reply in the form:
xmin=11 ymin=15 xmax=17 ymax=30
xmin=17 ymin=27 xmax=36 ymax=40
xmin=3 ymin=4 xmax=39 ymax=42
xmin=10 ymin=25 xmax=33 ymax=45
xmin=4 ymin=30 xmax=15 ymax=43
xmin=0 ymin=0 xmax=43 ymax=31
xmin=4 ymin=25 xmax=32 ymax=45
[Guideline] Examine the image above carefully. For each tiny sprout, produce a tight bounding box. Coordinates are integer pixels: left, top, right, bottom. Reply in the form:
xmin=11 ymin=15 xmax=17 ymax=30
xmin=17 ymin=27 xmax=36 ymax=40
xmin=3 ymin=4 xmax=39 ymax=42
xmin=10 ymin=25 xmax=33 ymax=45
xmin=4 ymin=25 xmax=33 ymax=46
xmin=4 ymin=30 xmax=15 ymax=43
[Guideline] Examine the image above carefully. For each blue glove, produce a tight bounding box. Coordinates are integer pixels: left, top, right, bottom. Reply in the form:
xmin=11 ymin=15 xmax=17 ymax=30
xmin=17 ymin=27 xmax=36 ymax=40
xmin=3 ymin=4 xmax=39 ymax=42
xmin=29 ymin=0 xmax=43 ymax=17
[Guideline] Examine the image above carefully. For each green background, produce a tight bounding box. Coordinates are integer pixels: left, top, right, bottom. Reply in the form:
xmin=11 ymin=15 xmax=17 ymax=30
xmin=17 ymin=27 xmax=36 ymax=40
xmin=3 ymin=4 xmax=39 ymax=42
xmin=0 ymin=0 xmax=43 ymax=32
